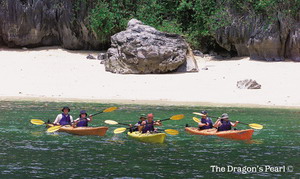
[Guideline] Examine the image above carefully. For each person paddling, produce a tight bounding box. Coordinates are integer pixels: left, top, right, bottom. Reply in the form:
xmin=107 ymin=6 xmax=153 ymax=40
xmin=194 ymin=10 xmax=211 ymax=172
xmin=131 ymin=114 xmax=146 ymax=132
xmin=198 ymin=110 xmax=213 ymax=130
xmin=141 ymin=113 xmax=162 ymax=133
xmin=213 ymin=113 xmax=239 ymax=131
xmin=53 ymin=106 xmax=73 ymax=126
xmin=73 ymin=110 xmax=93 ymax=127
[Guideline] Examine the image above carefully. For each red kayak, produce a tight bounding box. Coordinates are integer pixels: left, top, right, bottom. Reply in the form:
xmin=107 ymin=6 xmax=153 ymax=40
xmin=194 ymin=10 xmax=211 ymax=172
xmin=185 ymin=127 xmax=254 ymax=140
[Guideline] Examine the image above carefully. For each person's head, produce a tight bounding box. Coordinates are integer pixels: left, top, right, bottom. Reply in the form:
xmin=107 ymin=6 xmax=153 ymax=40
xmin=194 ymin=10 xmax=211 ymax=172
xmin=62 ymin=106 xmax=70 ymax=114
xmin=201 ymin=110 xmax=208 ymax=118
xmin=221 ymin=113 xmax=229 ymax=121
xmin=147 ymin=113 xmax=154 ymax=121
xmin=140 ymin=114 xmax=146 ymax=121
xmin=79 ymin=110 xmax=88 ymax=118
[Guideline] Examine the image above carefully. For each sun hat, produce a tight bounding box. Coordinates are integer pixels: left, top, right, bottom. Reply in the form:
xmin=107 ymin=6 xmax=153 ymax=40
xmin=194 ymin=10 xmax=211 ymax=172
xmin=140 ymin=114 xmax=146 ymax=119
xmin=221 ymin=113 xmax=229 ymax=119
xmin=201 ymin=110 xmax=208 ymax=115
xmin=62 ymin=106 xmax=70 ymax=112
xmin=79 ymin=110 xmax=88 ymax=117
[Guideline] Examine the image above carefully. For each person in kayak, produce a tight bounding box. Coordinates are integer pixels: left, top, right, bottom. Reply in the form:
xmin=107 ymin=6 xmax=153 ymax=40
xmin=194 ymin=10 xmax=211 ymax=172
xmin=73 ymin=110 xmax=93 ymax=127
xmin=130 ymin=114 xmax=146 ymax=132
xmin=141 ymin=113 xmax=162 ymax=133
xmin=198 ymin=110 xmax=213 ymax=130
xmin=53 ymin=106 xmax=74 ymax=125
xmin=213 ymin=113 xmax=239 ymax=131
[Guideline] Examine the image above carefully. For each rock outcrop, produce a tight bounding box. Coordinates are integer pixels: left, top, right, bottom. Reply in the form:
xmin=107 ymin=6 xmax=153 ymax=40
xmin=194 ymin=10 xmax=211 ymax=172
xmin=215 ymin=13 xmax=300 ymax=61
xmin=105 ymin=19 xmax=198 ymax=74
xmin=237 ymin=79 xmax=261 ymax=89
xmin=0 ymin=0 xmax=104 ymax=50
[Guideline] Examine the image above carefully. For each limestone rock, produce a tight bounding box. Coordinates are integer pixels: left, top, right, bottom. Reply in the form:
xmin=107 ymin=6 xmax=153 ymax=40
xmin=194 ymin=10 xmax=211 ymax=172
xmin=237 ymin=79 xmax=261 ymax=89
xmin=105 ymin=19 xmax=198 ymax=74
xmin=0 ymin=0 xmax=102 ymax=50
xmin=214 ymin=13 xmax=299 ymax=61
xmin=86 ymin=54 xmax=96 ymax=59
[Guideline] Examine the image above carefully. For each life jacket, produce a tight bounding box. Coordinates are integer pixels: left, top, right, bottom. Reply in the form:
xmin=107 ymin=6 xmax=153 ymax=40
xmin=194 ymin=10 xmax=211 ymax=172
xmin=76 ymin=118 xmax=89 ymax=127
xmin=142 ymin=120 xmax=154 ymax=133
xmin=199 ymin=117 xmax=213 ymax=130
xmin=132 ymin=120 xmax=143 ymax=132
xmin=59 ymin=113 xmax=71 ymax=125
xmin=217 ymin=119 xmax=232 ymax=131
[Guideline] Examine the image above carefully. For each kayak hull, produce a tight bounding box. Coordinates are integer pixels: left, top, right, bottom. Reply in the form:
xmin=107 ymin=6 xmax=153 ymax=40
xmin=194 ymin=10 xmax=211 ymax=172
xmin=59 ymin=126 xmax=109 ymax=136
xmin=47 ymin=124 xmax=108 ymax=136
xmin=185 ymin=127 xmax=254 ymax=140
xmin=127 ymin=132 xmax=166 ymax=144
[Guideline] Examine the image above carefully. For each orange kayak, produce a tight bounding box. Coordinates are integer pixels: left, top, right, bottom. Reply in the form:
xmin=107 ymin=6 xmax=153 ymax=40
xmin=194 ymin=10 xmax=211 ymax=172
xmin=47 ymin=124 xmax=108 ymax=136
xmin=185 ymin=127 xmax=254 ymax=140
xmin=59 ymin=126 xmax=108 ymax=136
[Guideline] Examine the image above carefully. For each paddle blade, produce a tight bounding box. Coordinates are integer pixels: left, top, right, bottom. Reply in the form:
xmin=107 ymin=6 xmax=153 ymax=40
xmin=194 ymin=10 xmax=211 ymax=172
xmin=193 ymin=117 xmax=200 ymax=123
xmin=104 ymin=120 xmax=119 ymax=125
xmin=30 ymin=119 xmax=45 ymax=125
xmin=47 ymin=126 xmax=61 ymax=133
xmin=164 ymin=129 xmax=179 ymax=135
xmin=103 ymin=107 xmax=118 ymax=113
xmin=114 ymin=128 xmax=127 ymax=134
xmin=249 ymin=123 xmax=263 ymax=130
xmin=170 ymin=114 xmax=185 ymax=120
xmin=193 ymin=112 xmax=205 ymax=117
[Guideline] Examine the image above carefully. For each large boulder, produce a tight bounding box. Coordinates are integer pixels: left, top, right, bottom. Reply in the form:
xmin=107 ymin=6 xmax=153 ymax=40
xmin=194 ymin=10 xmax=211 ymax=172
xmin=105 ymin=19 xmax=198 ymax=74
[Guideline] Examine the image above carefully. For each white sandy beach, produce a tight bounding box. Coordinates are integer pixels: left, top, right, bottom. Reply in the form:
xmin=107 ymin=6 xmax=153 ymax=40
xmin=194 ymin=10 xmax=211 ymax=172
xmin=0 ymin=46 xmax=300 ymax=108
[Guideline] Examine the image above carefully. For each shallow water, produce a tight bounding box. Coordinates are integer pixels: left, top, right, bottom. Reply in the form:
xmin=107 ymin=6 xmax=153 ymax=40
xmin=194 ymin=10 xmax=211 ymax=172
xmin=0 ymin=101 xmax=299 ymax=178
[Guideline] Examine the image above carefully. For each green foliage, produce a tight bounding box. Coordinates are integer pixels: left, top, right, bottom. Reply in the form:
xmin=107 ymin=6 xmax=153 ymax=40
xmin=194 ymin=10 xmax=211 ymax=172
xmin=88 ymin=0 xmax=128 ymax=44
xmin=84 ymin=0 xmax=300 ymax=50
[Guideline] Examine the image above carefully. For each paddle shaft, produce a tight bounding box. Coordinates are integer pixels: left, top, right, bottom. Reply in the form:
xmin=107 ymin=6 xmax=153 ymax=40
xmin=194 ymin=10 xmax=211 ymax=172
xmin=118 ymin=122 xmax=131 ymax=126
xmin=206 ymin=115 xmax=249 ymax=125
xmin=159 ymin=118 xmax=170 ymax=122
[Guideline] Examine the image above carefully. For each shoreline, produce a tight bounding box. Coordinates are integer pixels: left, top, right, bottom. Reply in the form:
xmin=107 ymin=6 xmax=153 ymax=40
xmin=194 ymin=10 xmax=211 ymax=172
xmin=1 ymin=46 xmax=300 ymax=109
xmin=1 ymin=96 xmax=300 ymax=109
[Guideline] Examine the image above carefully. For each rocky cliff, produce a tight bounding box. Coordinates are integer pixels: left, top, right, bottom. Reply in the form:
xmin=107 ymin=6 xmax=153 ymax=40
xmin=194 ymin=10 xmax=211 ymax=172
xmin=0 ymin=0 xmax=299 ymax=62
xmin=214 ymin=12 xmax=300 ymax=61
xmin=0 ymin=0 xmax=106 ymax=50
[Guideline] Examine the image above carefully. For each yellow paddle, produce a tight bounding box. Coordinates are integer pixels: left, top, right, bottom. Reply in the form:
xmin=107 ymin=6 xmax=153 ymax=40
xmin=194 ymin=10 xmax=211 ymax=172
xmin=192 ymin=114 xmax=263 ymax=130
xmin=159 ymin=114 xmax=185 ymax=122
xmin=114 ymin=127 xmax=127 ymax=134
xmin=104 ymin=120 xmax=130 ymax=126
xmin=47 ymin=126 xmax=62 ymax=133
xmin=193 ymin=117 xmax=201 ymax=123
xmin=164 ymin=129 xmax=179 ymax=135
xmin=113 ymin=127 xmax=179 ymax=135
xmin=30 ymin=119 xmax=45 ymax=125
xmin=47 ymin=106 xmax=118 ymax=133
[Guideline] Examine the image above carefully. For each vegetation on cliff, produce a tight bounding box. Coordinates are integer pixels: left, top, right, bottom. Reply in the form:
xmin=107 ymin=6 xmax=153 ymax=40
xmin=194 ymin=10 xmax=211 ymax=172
xmin=86 ymin=0 xmax=300 ymax=52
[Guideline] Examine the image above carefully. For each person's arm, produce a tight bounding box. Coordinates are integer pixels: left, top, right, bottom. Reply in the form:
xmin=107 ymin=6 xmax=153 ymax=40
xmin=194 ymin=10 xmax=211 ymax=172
xmin=154 ymin=120 xmax=162 ymax=126
xmin=72 ymin=118 xmax=79 ymax=127
xmin=53 ymin=114 xmax=61 ymax=125
xmin=213 ymin=118 xmax=221 ymax=128
xmin=198 ymin=121 xmax=208 ymax=127
xmin=70 ymin=115 xmax=74 ymax=123
xmin=88 ymin=115 xmax=93 ymax=122
xmin=231 ymin=121 xmax=239 ymax=127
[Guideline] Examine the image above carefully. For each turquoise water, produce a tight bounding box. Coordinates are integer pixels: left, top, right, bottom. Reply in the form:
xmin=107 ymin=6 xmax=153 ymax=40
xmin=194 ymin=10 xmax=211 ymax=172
xmin=0 ymin=101 xmax=299 ymax=178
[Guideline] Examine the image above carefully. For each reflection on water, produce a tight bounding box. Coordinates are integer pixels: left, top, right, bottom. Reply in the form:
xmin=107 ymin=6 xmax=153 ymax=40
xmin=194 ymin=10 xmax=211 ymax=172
xmin=0 ymin=101 xmax=299 ymax=178
xmin=246 ymin=139 xmax=264 ymax=144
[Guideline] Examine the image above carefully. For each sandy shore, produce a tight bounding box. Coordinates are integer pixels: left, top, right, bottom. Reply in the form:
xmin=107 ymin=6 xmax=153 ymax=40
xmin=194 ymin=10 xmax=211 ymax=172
xmin=0 ymin=46 xmax=300 ymax=108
